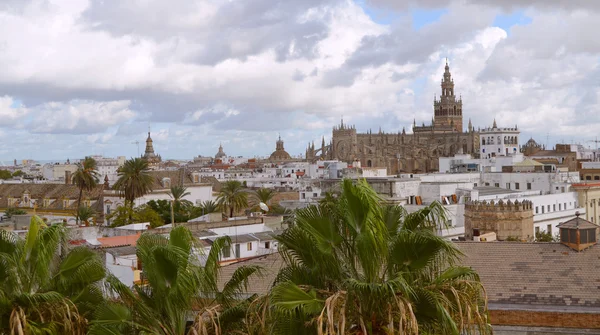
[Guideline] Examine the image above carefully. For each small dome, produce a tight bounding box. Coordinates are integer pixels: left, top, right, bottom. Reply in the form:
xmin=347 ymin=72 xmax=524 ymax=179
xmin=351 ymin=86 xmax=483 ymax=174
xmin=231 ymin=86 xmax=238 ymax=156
xmin=215 ymin=143 xmax=226 ymax=159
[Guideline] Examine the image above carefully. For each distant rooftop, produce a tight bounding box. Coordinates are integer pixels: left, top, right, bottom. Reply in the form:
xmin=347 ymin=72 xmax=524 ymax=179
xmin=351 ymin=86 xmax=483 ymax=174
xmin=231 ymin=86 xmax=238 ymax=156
xmin=473 ymin=186 xmax=519 ymax=196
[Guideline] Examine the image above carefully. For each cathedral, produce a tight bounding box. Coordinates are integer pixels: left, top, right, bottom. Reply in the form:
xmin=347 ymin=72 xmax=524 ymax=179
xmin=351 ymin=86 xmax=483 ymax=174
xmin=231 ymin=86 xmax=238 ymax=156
xmin=306 ymin=61 xmax=480 ymax=174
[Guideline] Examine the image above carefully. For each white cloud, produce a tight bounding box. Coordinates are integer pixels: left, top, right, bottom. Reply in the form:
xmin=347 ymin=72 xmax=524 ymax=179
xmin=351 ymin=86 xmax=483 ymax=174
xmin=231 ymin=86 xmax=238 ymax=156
xmin=1 ymin=0 xmax=600 ymax=159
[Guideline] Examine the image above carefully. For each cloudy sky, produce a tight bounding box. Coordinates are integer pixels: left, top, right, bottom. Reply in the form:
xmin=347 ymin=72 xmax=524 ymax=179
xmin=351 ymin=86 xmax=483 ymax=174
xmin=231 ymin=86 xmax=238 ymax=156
xmin=1 ymin=0 xmax=599 ymax=162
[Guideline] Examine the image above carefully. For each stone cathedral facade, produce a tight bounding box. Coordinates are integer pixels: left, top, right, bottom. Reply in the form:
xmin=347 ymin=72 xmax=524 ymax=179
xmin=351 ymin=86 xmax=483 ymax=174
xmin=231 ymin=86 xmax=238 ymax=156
xmin=306 ymin=61 xmax=480 ymax=174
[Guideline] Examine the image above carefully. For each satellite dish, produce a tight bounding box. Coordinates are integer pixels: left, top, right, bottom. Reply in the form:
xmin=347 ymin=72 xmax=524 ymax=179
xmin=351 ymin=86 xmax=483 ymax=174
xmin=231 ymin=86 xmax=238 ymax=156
xmin=259 ymin=202 xmax=269 ymax=212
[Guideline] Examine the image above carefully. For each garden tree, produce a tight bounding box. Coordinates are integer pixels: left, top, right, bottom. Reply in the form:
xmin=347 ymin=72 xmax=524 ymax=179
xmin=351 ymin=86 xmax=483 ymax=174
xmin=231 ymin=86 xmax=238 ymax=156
xmin=146 ymin=199 xmax=192 ymax=224
xmin=72 ymin=156 xmax=100 ymax=225
xmin=76 ymin=206 xmax=96 ymax=226
xmin=535 ymin=231 xmax=559 ymax=242
xmin=168 ymin=185 xmax=193 ymax=224
xmin=0 ymin=169 xmax=12 ymax=180
xmin=253 ymin=188 xmax=275 ymax=206
xmin=0 ymin=216 xmax=106 ymax=334
xmin=11 ymin=170 xmax=24 ymax=177
xmin=136 ymin=205 xmax=164 ymax=228
xmin=252 ymin=179 xmax=491 ymax=335
xmin=113 ymin=158 xmax=154 ymax=224
xmin=200 ymin=200 xmax=219 ymax=214
xmin=106 ymin=202 xmax=163 ymax=228
xmin=4 ymin=207 xmax=27 ymax=218
xmin=217 ymin=180 xmax=248 ymax=218
xmin=89 ymin=227 xmax=260 ymax=335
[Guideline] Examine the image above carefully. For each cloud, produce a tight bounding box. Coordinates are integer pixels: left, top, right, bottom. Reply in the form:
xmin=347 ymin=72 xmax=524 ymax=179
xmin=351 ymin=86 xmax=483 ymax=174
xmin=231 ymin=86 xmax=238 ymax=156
xmin=30 ymin=100 xmax=136 ymax=134
xmin=1 ymin=0 xmax=600 ymax=159
xmin=0 ymin=96 xmax=29 ymax=126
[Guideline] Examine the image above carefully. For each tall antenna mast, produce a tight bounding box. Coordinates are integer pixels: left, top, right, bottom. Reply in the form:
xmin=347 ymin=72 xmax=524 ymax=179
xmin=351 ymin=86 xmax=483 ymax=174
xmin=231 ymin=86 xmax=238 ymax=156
xmin=132 ymin=141 xmax=140 ymax=156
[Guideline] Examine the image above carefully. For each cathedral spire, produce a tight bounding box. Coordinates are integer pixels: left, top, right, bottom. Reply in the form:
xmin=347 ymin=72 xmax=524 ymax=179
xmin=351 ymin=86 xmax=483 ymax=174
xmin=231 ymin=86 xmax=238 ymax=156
xmin=493 ymin=118 xmax=497 ymax=129
xmin=468 ymin=118 xmax=473 ymax=132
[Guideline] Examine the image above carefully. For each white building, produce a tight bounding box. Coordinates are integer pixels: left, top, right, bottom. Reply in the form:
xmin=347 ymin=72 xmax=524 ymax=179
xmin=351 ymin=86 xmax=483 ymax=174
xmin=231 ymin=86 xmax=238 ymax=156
xmin=479 ymin=120 xmax=520 ymax=159
xmin=93 ymin=155 xmax=126 ymax=186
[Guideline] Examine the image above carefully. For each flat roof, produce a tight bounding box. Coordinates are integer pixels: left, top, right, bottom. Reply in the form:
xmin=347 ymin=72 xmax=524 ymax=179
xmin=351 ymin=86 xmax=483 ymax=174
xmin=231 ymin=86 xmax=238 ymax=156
xmin=474 ymin=186 xmax=520 ymax=196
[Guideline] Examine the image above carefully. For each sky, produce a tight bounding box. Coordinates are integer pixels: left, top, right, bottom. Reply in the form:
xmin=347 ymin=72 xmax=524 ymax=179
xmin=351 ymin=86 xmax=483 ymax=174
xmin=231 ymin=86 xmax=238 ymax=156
xmin=1 ymin=0 xmax=600 ymax=162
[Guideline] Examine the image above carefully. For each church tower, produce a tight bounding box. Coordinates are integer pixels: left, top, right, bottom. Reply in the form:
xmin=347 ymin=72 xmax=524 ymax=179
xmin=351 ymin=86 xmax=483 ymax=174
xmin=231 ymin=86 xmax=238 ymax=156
xmin=433 ymin=59 xmax=463 ymax=132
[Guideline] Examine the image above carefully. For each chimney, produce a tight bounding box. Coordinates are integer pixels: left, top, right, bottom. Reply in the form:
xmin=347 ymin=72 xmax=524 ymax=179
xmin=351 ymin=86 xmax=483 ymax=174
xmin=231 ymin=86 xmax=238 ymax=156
xmin=65 ymin=171 xmax=72 ymax=185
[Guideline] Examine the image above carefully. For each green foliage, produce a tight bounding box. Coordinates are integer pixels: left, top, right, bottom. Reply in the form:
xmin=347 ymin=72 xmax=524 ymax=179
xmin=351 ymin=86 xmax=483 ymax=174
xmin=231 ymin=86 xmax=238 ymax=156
xmin=106 ymin=202 xmax=136 ymax=227
xmin=113 ymin=158 xmax=154 ymax=224
xmin=4 ymin=207 xmax=27 ymax=218
xmin=252 ymin=179 xmax=491 ymax=335
xmin=217 ymin=180 xmax=249 ymax=218
xmin=0 ymin=169 xmax=12 ymax=180
xmin=535 ymin=231 xmax=558 ymax=242
xmin=73 ymin=156 xmax=100 ymax=224
xmin=90 ymin=227 xmax=260 ymax=335
xmin=11 ymin=170 xmax=24 ymax=177
xmin=136 ymin=205 xmax=164 ymax=228
xmin=504 ymin=236 xmax=520 ymax=242
xmin=76 ymin=206 xmax=96 ymax=225
xmin=254 ymin=187 xmax=275 ymax=206
xmin=107 ymin=202 xmax=163 ymax=228
xmin=0 ymin=216 xmax=106 ymax=334
xmin=200 ymin=200 xmax=219 ymax=214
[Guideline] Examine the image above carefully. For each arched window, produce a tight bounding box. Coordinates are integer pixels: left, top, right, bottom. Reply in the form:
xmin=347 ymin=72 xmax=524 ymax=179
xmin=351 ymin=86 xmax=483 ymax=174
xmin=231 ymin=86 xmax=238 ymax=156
xmin=367 ymin=160 xmax=372 ymax=167
xmin=504 ymin=136 xmax=507 ymax=144
xmin=482 ymin=138 xmax=486 ymax=145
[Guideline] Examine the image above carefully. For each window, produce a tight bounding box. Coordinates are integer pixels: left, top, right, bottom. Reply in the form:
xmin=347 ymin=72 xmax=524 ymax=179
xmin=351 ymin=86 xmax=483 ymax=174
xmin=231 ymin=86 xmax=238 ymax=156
xmin=506 ymin=183 xmax=511 ymax=189
xmin=547 ymin=225 xmax=552 ymax=235
xmin=535 ymin=227 xmax=540 ymax=234
xmin=535 ymin=207 xmax=539 ymax=214
xmin=313 ymin=193 xmax=318 ymax=197
xmin=474 ymin=183 xmax=478 ymax=187
xmin=542 ymin=207 xmax=545 ymax=214
xmin=559 ymin=204 xmax=562 ymax=211
xmin=553 ymin=204 xmax=556 ymax=211
xmin=587 ymin=176 xmax=592 ymax=180
xmin=247 ymin=243 xmax=253 ymax=251
xmin=485 ymin=182 xmax=490 ymax=186
xmin=547 ymin=205 xmax=550 ymax=212
xmin=495 ymin=183 xmax=499 ymax=187
xmin=264 ymin=241 xmax=270 ymax=249
xmin=527 ymin=183 xmax=532 ymax=190
xmin=222 ymin=246 xmax=231 ymax=258
xmin=515 ymin=183 xmax=520 ymax=190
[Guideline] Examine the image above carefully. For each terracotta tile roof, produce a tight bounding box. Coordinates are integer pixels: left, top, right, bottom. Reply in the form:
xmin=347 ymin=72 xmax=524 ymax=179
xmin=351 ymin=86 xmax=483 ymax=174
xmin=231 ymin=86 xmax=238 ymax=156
xmin=0 ymin=184 xmax=104 ymax=210
xmin=97 ymin=233 xmax=141 ymax=247
xmin=217 ymin=253 xmax=284 ymax=296
xmin=219 ymin=242 xmax=600 ymax=308
xmin=149 ymin=170 xmax=194 ymax=189
xmin=456 ymin=242 xmax=600 ymax=308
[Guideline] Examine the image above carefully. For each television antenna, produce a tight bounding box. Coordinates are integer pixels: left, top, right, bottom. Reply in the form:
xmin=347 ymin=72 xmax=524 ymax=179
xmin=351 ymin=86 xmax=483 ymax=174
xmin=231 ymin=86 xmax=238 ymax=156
xmin=131 ymin=141 xmax=140 ymax=156
xmin=587 ymin=137 xmax=600 ymax=161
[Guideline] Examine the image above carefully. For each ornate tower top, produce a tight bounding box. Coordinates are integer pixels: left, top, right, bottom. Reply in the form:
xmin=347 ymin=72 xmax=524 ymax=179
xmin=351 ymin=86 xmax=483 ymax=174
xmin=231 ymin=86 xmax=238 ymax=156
xmin=433 ymin=58 xmax=463 ymax=132
xmin=215 ymin=143 xmax=227 ymax=159
xmin=144 ymin=132 xmax=155 ymax=157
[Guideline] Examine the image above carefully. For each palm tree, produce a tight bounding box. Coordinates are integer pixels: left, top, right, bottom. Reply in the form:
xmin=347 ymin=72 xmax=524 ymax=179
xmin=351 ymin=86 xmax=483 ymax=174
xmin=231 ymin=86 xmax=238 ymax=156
xmin=253 ymin=188 xmax=275 ymax=206
xmin=77 ymin=206 xmax=96 ymax=226
xmin=168 ymin=185 xmax=192 ymax=207
xmin=89 ymin=226 xmax=260 ymax=335
xmin=167 ymin=185 xmax=192 ymax=225
xmin=258 ymin=179 xmax=490 ymax=335
xmin=72 ymin=156 xmax=99 ymax=224
xmin=216 ymin=180 xmax=248 ymax=218
xmin=113 ymin=158 xmax=154 ymax=224
xmin=200 ymin=200 xmax=219 ymax=214
xmin=0 ymin=216 xmax=106 ymax=334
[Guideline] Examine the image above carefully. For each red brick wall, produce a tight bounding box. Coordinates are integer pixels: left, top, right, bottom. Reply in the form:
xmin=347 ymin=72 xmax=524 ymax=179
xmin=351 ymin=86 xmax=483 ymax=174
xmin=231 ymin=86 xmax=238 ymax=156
xmin=490 ymin=309 xmax=600 ymax=329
